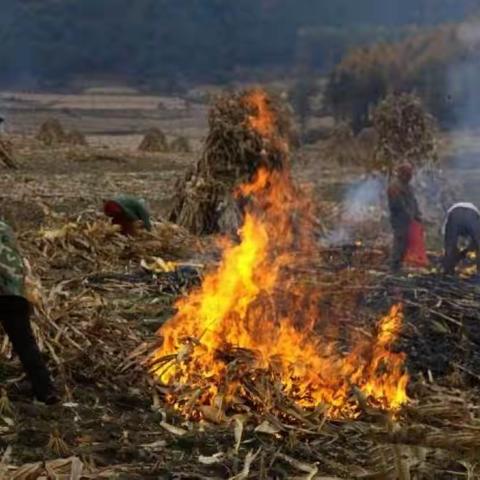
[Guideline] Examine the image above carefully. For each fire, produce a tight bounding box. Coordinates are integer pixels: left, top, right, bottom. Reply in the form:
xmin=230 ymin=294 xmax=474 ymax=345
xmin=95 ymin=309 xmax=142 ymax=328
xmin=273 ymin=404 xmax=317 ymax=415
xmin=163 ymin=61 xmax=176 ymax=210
xmin=245 ymin=88 xmax=277 ymax=139
xmin=150 ymin=89 xmax=408 ymax=419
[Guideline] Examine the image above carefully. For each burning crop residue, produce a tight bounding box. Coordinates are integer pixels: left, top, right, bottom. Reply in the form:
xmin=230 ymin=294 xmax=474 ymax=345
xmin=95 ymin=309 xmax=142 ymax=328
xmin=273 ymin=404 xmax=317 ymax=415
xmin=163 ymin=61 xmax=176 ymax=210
xmin=150 ymin=89 xmax=408 ymax=419
xmin=245 ymin=89 xmax=277 ymax=140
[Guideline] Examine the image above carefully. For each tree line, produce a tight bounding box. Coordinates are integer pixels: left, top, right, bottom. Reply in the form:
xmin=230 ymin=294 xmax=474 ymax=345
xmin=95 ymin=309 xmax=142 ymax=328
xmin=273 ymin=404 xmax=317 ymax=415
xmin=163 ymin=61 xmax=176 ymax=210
xmin=0 ymin=0 xmax=478 ymax=90
xmin=325 ymin=22 xmax=480 ymax=131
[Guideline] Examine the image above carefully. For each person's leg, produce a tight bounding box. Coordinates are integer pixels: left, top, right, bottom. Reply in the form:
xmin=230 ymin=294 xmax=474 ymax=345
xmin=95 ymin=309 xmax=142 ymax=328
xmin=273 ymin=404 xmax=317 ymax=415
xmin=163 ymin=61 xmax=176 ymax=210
xmin=391 ymin=227 xmax=408 ymax=272
xmin=0 ymin=296 xmax=58 ymax=404
xmin=467 ymin=219 xmax=480 ymax=275
xmin=443 ymin=220 xmax=460 ymax=275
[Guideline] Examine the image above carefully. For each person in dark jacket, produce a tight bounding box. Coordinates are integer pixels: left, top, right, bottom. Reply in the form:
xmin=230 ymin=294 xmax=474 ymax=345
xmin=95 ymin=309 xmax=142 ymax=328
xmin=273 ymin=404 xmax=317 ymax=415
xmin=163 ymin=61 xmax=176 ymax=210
xmin=387 ymin=162 xmax=422 ymax=272
xmin=442 ymin=202 xmax=480 ymax=275
xmin=0 ymin=221 xmax=58 ymax=404
xmin=103 ymin=195 xmax=152 ymax=236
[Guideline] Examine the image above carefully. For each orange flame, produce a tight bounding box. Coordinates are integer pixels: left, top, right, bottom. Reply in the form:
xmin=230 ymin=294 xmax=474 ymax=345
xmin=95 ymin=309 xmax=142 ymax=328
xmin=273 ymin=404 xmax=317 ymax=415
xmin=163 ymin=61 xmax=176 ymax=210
xmin=245 ymin=89 xmax=277 ymax=139
xmin=150 ymin=90 xmax=408 ymax=418
xmin=244 ymin=88 xmax=289 ymax=155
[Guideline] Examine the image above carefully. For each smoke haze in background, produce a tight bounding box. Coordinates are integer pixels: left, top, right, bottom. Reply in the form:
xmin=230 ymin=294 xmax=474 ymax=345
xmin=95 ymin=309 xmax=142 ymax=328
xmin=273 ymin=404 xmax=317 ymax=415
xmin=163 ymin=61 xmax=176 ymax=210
xmin=449 ymin=21 xmax=480 ymax=130
xmin=443 ymin=20 xmax=480 ymax=210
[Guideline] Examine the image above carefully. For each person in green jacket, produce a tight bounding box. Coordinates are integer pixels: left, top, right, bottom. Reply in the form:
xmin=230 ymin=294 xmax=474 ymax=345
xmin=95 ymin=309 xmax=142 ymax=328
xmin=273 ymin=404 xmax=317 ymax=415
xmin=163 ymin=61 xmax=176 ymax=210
xmin=0 ymin=221 xmax=58 ymax=404
xmin=103 ymin=195 xmax=152 ymax=236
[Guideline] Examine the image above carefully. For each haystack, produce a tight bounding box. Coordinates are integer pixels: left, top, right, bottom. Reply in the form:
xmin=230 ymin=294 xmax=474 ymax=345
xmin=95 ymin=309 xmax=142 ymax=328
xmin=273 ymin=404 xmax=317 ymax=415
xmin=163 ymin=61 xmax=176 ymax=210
xmin=64 ymin=129 xmax=88 ymax=146
xmin=36 ymin=118 xmax=67 ymax=146
xmin=138 ymin=128 xmax=168 ymax=152
xmin=168 ymin=89 xmax=291 ymax=235
xmin=373 ymin=92 xmax=438 ymax=172
xmin=0 ymin=137 xmax=18 ymax=169
xmin=169 ymin=135 xmax=191 ymax=153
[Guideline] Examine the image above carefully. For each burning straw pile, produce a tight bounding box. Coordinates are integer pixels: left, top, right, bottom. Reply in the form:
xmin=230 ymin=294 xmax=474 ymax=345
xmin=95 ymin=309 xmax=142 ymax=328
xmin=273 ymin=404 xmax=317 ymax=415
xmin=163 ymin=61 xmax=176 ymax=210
xmin=150 ymin=90 xmax=409 ymax=424
xmin=142 ymin=91 xmax=480 ymax=477
xmin=168 ymin=89 xmax=291 ymax=235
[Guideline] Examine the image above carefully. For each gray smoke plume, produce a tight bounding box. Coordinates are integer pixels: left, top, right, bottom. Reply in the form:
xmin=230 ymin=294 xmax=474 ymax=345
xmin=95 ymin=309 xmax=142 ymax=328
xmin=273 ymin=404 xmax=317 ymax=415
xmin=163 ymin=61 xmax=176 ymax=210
xmin=448 ymin=21 xmax=480 ymax=130
xmin=321 ymin=174 xmax=386 ymax=246
xmin=321 ymin=168 xmax=455 ymax=248
xmin=444 ymin=20 xmax=480 ymax=207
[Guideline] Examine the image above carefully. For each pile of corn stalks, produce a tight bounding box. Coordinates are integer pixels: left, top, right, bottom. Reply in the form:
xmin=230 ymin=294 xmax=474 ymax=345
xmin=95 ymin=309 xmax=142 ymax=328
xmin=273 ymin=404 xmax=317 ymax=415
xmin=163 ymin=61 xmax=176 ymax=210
xmin=169 ymin=89 xmax=291 ymax=235
xmin=373 ymin=93 xmax=438 ymax=172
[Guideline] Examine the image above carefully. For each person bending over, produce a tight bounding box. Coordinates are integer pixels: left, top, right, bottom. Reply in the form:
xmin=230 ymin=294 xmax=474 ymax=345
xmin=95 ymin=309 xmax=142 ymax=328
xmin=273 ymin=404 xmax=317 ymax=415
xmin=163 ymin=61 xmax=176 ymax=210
xmin=103 ymin=195 xmax=152 ymax=236
xmin=442 ymin=202 xmax=480 ymax=275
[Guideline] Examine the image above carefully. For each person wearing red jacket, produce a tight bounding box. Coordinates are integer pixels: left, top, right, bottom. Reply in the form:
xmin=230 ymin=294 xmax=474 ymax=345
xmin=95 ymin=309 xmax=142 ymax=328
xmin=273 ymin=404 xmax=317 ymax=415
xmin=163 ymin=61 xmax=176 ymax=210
xmin=103 ymin=195 xmax=152 ymax=236
xmin=387 ymin=162 xmax=422 ymax=272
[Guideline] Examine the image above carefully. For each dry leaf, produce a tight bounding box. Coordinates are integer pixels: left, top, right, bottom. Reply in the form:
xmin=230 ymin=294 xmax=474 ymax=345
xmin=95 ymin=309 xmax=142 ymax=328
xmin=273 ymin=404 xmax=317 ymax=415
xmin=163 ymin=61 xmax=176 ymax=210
xmin=141 ymin=257 xmax=177 ymax=273
xmin=0 ymin=445 xmax=12 ymax=479
xmin=40 ymin=223 xmax=76 ymax=240
xmin=67 ymin=456 xmax=84 ymax=480
xmin=228 ymin=448 xmax=261 ymax=480
xmin=254 ymin=420 xmax=280 ymax=435
xmin=9 ymin=462 xmax=43 ymax=479
xmin=198 ymin=405 xmax=225 ymax=424
xmin=198 ymin=452 xmax=225 ymax=465
xmin=140 ymin=439 xmax=167 ymax=451
xmin=234 ymin=417 xmax=244 ymax=453
xmin=160 ymin=421 xmax=188 ymax=436
xmin=277 ymin=453 xmax=318 ymax=479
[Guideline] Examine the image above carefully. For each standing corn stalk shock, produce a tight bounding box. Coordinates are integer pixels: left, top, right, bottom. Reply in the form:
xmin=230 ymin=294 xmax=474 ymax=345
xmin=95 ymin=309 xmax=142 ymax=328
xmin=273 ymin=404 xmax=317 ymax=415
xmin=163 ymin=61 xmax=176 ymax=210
xmin=103 ymin=195 xmax=152 ymax=236
xmin=138 ymin=128 xmax=168 ymax=152
xmin=0 ymin=221 xmax=58 ymax=404
xmin=0 ymin=138 xmax=18 ymax=169
xmin=373 ymin=92 xmax=437 ymax=174
xmin=168 ymin=88 xmax=292 ymax=235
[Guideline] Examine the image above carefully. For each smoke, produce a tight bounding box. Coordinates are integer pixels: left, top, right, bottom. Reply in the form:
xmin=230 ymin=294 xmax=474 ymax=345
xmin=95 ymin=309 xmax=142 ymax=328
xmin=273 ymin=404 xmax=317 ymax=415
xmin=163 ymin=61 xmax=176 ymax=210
xmin=448 ymin=20 xmax=480 ymax=129
xmin=321 ymin=175 xmax=385 ymax=246
xmin=412 ymin=166 xmax=459 ymax=223
xmin=443 ymin=20 xmax=480 ymax=207
xmin=457 ymin=20 xmax=480 ymax=46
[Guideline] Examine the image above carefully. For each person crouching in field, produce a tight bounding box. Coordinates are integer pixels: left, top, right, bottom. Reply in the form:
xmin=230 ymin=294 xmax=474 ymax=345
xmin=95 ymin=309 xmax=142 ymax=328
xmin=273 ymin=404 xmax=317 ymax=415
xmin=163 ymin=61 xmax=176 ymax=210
xmin=103 ymin=195 xmax=152 ymax=236
xmin=387 ymin=162 xmax=423 ymax=272
xmin=442 ymin=202 xmax=480 ymax=275
xmin=0 ymin=221 xmax=58 ymax=404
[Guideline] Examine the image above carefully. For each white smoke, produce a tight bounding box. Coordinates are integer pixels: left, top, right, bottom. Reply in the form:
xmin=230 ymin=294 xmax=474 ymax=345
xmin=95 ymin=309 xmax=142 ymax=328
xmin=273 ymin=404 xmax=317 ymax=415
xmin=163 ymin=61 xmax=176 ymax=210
xmin=444 ymin=20 xmax=480 ymax=210
xmin=457 ymin=20 xmax=480 ymax=47
xmin=448 ymin=20 xmax=480 ymax=129
xmin=321 ymin=175 xmax=385 ymax=246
